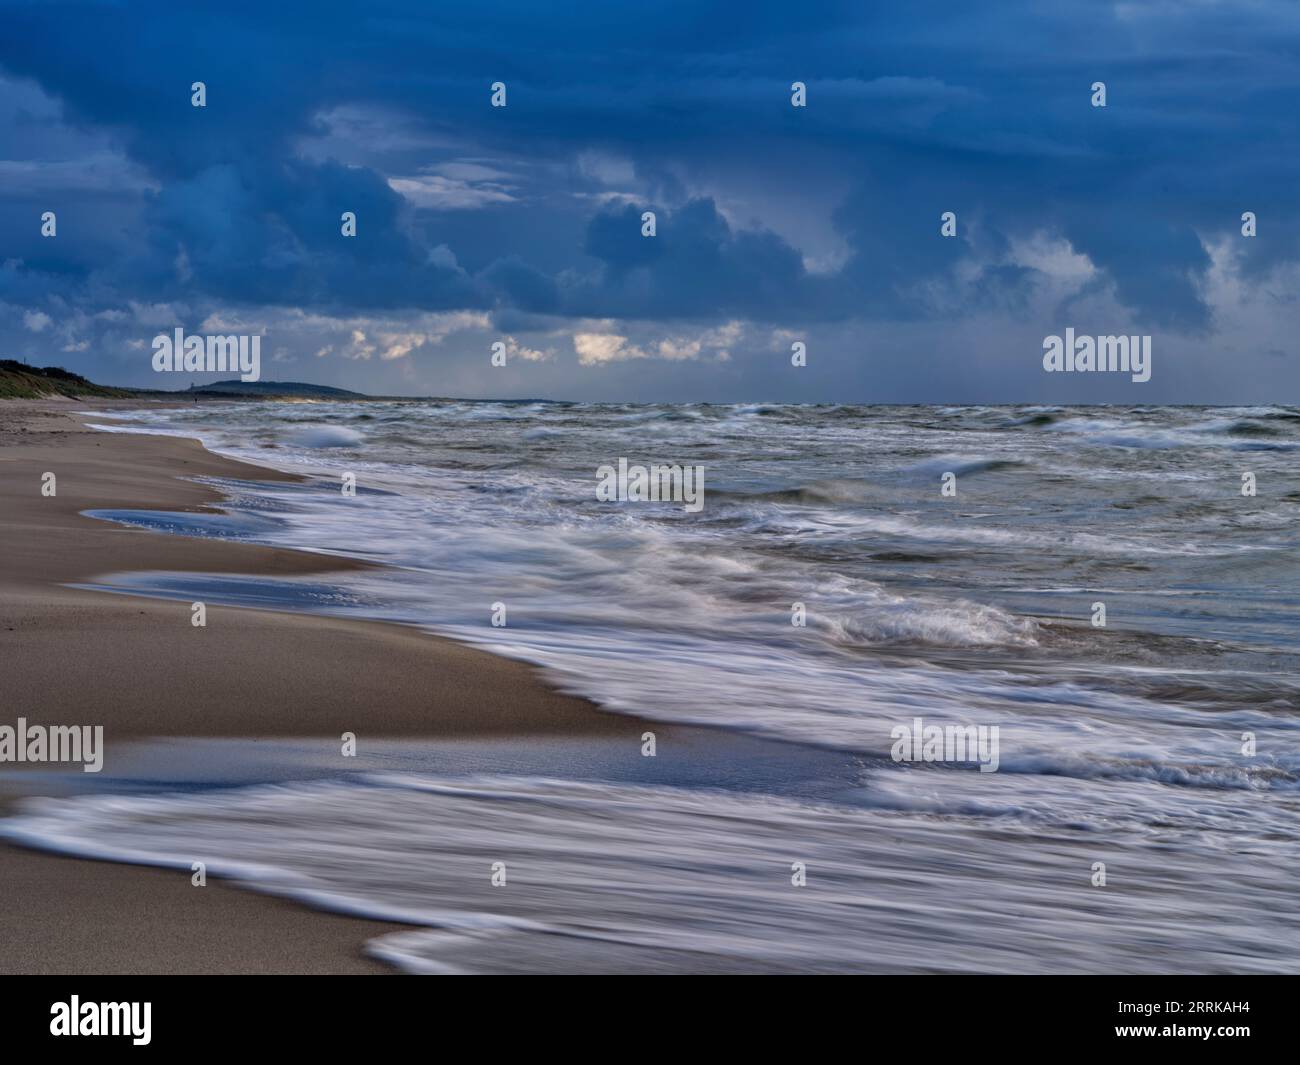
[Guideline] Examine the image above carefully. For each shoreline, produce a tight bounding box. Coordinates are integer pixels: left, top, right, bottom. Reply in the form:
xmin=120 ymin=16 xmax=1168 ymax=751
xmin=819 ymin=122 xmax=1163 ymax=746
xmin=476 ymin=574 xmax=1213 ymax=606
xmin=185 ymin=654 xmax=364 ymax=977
xmin=1 ymin=400 xmax=660 ymax=742
xmin=0 ymin=399 xmax=683 ymax=974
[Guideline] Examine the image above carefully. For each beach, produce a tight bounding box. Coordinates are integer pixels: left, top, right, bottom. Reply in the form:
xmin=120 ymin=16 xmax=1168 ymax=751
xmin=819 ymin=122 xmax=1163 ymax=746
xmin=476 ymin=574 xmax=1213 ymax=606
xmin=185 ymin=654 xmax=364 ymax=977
xmin=6 ymin=0 xmax=1299 ymax=995
xmin=0 ymin=400 xmax=665 ymax=973
xmin=2 ymin=398 xmax=1297 ymax=974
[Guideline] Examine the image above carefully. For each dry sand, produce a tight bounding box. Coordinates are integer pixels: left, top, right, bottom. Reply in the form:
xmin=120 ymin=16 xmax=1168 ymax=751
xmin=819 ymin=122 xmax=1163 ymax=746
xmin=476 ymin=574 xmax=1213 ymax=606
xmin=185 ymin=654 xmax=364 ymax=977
xmin=0 ymin=400 xmax=657 ymax=973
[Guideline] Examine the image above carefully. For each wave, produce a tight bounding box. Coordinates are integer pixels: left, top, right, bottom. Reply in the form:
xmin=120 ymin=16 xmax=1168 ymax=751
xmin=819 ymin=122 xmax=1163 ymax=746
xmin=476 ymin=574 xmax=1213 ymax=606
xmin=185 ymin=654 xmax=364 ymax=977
xmin=823 ymin=599 xmax=1040 ymax=648
xmin=1205 ymin=418 xmax=1284 ymax=438
xmin=5 ymin=772 xmax=1298 ymax=973
xmin=1000 ymin=411 xmax=1060 ymax=428
xmin=904 ymin=456 xmax=1026 ymax=478
xmin=74 ymin=402 xmax=1300 ymax=803
xmin=284 ymin=425 xmax=365 ymax=448
xmin=1040 ymin=415 xmax=1300 ymax=450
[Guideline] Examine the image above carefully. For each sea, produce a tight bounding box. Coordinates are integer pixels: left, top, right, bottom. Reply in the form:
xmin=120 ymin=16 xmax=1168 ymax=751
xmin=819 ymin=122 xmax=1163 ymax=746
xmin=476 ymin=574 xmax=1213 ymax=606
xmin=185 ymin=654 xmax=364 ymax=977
xmin=4 ymin=400 xmax=1298 ymax=973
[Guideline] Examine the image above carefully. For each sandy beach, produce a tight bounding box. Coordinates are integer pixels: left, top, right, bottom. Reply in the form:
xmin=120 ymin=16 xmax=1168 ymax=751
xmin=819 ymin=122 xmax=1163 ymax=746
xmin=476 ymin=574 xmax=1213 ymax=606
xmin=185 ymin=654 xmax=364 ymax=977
xmin=0 ymin=400 xmax=658 ymax=974
xmin=4 ymin=398 xmax=1296 ymax=976
xmin=7 ymin=1 xmax=1296 ymax=993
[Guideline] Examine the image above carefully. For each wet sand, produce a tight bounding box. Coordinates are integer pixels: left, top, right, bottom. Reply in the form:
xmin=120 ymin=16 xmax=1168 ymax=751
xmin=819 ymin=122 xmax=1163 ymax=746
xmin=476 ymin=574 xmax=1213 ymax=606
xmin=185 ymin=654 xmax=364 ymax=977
xmin=0 ymin=400 xmax=664 ymax=973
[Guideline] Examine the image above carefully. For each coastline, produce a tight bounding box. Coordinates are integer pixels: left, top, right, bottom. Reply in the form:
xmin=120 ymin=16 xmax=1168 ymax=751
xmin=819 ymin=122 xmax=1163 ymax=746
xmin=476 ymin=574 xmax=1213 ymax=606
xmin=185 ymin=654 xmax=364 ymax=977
xmin=2 ymin=399 xmax=1295 ymax=974
xmin=0 ymin=400 xmax=672 ymax=974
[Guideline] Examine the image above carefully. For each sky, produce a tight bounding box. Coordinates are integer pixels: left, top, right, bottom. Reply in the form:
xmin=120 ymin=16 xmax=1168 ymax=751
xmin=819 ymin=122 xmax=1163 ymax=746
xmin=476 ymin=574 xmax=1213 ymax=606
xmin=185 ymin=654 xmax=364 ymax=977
xmin=1 ymin=0 xmax=1299 ymax=403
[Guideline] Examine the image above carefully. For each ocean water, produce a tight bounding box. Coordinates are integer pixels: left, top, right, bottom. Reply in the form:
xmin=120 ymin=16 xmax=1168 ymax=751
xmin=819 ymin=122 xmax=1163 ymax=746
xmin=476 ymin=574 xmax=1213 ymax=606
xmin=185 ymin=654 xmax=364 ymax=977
xmin=8 ymin=401 xmax=1299 ymax=972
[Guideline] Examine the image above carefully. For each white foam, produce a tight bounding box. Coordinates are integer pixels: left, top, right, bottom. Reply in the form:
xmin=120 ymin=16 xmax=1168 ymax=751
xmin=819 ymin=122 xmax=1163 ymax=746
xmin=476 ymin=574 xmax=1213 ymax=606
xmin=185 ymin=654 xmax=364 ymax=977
xmin=4 ymin=772 xmax=1297 ymax=974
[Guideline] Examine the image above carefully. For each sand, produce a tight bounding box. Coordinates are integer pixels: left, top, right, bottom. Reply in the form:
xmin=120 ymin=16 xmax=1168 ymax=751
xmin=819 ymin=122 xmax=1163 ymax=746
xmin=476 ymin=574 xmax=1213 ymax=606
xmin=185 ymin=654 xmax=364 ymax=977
xmin=0 ymin=400 xmax=658 ymax=974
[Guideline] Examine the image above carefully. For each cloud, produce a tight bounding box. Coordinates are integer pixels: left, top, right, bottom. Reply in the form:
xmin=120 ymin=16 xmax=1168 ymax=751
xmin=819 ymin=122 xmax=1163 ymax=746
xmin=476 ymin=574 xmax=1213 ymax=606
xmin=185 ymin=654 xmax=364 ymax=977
xmin=496 ymin=335 xmax=553 ymax=363
xmin=388 ymin=173 xmax=518 ymax=210
xmin=346 ymin=330 xmax=375 ymax=360
xmin=22 ymin=309 xmax=50 ymax=332
xmin=575 ymin=320 xmax=745 ymax=366
xmin=2 ymin=1 xmax=1300 ymax=400
xmin=572 ymin=199 xmax=821 ymax=322
xmin=574 ymin=332 xmax=646 ymax=366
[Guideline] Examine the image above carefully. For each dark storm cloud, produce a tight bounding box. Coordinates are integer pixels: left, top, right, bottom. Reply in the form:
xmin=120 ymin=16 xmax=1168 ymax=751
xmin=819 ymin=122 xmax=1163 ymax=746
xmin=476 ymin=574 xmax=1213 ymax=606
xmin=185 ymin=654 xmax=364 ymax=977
xmin=574 ymin=199 xmax=831 ymax=321
xmin=2 ymin=0 xmax=1299 ymax=399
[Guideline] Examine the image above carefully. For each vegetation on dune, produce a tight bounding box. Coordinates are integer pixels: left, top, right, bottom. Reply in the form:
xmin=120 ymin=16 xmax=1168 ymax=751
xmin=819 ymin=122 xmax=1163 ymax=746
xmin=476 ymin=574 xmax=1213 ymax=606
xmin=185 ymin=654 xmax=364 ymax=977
xmin=0 ymin=360 xmax=372 ymax=401
xmin=0 ymin=360 xmax=135 ymax=399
